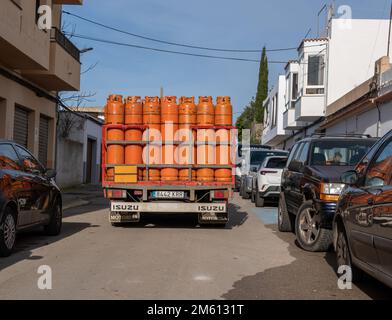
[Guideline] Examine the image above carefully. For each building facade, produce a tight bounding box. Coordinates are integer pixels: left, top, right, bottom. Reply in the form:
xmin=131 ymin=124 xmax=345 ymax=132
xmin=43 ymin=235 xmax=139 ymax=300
xmin=0 ymin=0 xmax=83 ymax=168
xmin=264 ymin=16 xmax=392 ymax=149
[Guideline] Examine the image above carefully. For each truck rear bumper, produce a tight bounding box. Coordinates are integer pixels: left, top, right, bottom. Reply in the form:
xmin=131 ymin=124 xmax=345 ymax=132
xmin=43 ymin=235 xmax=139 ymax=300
xmin=109 ymin=201 xmax=228 ymax=224
xmin=110 ymin=201 xmax=227 ymax=213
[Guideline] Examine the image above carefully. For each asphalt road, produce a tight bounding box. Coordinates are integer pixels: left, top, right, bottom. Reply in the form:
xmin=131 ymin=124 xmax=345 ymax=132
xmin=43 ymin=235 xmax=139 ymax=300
xmin=0 ymin=191 xmax=391 ymax=300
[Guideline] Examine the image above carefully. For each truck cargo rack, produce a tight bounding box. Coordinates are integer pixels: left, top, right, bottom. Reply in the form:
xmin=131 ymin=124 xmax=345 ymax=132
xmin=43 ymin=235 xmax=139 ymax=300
xmin=102 ymin=124 xmax=237 ymax=186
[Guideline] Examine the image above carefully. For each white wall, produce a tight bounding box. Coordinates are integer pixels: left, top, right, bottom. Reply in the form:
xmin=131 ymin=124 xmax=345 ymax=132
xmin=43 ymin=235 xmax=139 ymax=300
xmin=325 ymin=102 xmax=392 ymax=138
xmin=327 ymin=19 xmax=391 ymax=105
xmin=83 ymin=118 xmax=102 ymax=184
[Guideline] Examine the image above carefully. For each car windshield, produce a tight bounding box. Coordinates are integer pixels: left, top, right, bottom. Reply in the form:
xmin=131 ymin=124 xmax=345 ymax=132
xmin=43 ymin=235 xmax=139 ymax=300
xmin=310 ymin=140 xmax=376 ymax=166
xmin=251 ymin=151 xmax=287 ymax=165
xmin=265 ymin=158 xmax=287 ymax=169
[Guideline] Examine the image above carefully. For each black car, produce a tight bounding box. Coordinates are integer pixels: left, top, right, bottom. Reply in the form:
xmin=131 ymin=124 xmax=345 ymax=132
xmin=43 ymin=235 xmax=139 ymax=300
xmin=334 ymin=130 xmax=392 ymax=287
xmin=0 ymin=141 xmax=62 ymax=257
xmin=278 ymin=134 xmax=378 ymax=252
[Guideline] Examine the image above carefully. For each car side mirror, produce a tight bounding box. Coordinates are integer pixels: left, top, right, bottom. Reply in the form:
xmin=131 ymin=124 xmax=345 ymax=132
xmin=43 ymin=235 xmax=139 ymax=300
xmin=288 ymin=161 xmax=303 ymax=172
xmin=341 ymin=170 xmax=358 ymax=185
xmin=45 ymin=169 xmax=57 ymax=179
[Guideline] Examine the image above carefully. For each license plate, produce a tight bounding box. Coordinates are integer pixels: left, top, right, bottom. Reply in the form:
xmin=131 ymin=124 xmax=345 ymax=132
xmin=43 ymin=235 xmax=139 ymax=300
xmin=151 ymin=191 xmax=185 ymax=199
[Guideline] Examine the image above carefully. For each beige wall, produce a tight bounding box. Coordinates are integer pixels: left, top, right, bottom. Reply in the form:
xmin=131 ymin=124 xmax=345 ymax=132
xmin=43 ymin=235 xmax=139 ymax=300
xmin=0 ymin=74 xmax=56 ymax=169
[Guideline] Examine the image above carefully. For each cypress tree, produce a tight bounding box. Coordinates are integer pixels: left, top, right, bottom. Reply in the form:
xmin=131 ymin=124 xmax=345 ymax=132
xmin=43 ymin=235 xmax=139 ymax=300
xmin=254 ymin=46 xmax=269 ymax=123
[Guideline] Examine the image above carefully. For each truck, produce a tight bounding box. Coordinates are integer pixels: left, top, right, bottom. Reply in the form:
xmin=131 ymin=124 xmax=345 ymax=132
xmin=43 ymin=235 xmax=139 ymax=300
xmin=101 ymin=95 xmax=235 ymax=227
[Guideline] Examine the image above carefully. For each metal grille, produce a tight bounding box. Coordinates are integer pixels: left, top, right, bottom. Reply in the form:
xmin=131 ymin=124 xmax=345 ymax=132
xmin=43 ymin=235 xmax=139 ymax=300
xmin=13 ymin=106 xmax=29 ymax=148
xmin=39 ymin=116 xmax=49 ymax=167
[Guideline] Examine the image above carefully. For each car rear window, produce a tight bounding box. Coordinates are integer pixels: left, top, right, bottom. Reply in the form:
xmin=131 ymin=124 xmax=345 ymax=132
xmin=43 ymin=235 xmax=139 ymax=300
xmin=251 ymin=151 xmax=287 ymax=165
xmin=310 ymin=140 xmax=376 ymax=166
xmin=266 ymin=158 xmax=287 ymax=169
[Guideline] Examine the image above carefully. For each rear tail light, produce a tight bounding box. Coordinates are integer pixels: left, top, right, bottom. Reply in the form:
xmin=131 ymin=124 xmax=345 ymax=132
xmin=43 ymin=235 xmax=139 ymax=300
xmin=105 ymin=189 xmax=127 ymax=199
xmin=260 ymin=170 xmax=278 ymax=175
xmin=134 ymin=190 xmax=143 ymax=196
xmin=211 ymin=190 xmax=229 ymax=199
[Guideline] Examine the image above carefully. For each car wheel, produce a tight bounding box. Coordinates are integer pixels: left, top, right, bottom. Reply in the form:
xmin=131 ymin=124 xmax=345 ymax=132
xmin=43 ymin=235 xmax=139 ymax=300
xmin=278 ymin=192 xmax=293 ymax=232
xmin=43 ymin=201 xmax=62 ymax=236
xmin=251 ymin=190 xmax=256 ymax=203
xmin=336 ymin=226 xmax=363 ymax=283
xmin=295 ymin=200 xmax=332 ymax=252
xmin=0 ymin=207 xmax=17 ymax=257
xmin=239 ymin=181 xmax=244 ymax=197
xmin=242 ymin=191 xmax=250 ymax=200
xmin=255 ymin=188 xmax=264 ymax=207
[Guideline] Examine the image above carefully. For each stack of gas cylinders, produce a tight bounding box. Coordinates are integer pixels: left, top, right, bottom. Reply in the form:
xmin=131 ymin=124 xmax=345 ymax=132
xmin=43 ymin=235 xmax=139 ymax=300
xmin=104 ymin=95 xmax=233 ymax=183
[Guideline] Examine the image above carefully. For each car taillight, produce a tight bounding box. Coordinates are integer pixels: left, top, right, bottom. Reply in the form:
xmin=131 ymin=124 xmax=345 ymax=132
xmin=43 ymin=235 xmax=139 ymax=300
xmin=134 ymin=190 xmax=143 ymax=196
xmin=260 ymin=170 xmax=278 ymax=175
xmin=106 ymin=189 xmax=127 ymax=199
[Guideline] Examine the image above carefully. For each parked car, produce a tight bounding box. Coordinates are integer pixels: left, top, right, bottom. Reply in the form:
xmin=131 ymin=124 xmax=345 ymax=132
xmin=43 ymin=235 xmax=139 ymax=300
xmin=0 ymin=141 xmax=62 ymax=257
xmin=240 ymin=149 xmax=288 ymax=199
xmin=251 ymin=156 xmax=288 ymax=207
xmin=333 ymin=130 xmax=392 ymax=287
xmin=278 ymin=134 xmax=378 ymax=252
xmin=235 ymin=144 xmax=272 ymax=191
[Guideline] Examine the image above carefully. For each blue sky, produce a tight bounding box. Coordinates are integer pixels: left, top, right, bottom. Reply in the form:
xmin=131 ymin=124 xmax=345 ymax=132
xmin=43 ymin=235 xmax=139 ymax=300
xmin=63 ymin=0 xmax=390 ymax=120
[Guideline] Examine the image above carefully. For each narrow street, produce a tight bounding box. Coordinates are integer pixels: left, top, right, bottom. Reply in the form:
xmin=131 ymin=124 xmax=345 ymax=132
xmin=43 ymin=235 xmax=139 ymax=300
xmin=0 ymin=188 xmax=390 ymax=300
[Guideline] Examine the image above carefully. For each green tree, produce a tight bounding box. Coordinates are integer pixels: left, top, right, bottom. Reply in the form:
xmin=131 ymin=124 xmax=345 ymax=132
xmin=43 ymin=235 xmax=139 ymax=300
xmin=254 ymin=46 xmax=269 ymax=123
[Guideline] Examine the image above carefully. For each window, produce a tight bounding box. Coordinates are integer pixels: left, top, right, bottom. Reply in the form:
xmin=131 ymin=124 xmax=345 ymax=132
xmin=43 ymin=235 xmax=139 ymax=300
xmin=298 ymin=142 xmax=310 ymax=163
xmin=14 ymin=145 xmax=44 ymax=174
xmin=286 ymin=143 xmax=300 ymax=167
xmin=265 ymin=157 xmax=287 ymax=169
xmin=365 ymin=139 xmax=392 ymax=187
xmin=292 ymin=73 xmax=298 ymax=100
xmin=310 ymin=140 xmax=375 ymax=166
xmin=250 ymin=151 xmax=288 ymax=166
xmin=307 ymin=55 xmax=324 ymax=87
xmin=0 ymin=144 xmax=21 ymax=170
xmin=272 ymin=94 xmax=278 ymax=128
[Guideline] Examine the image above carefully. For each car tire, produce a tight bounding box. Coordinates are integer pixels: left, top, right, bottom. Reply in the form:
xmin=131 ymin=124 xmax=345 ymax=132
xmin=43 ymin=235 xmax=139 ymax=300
xmin=251 ymin=190 xmax=256 ymax=203
xmin=255 ymin=188 xmax=264 ymax=207
xmin=242 ymin=191 xmax=250 ymax=200
xmin=295 ymin=200 xmax=333 ymax=252
xmin=278 ymin=192 xmax=293 ymax=232
xmin=0 ymin=207 xmax=17 ymax=257
xmin=336 ymin=226 xmax=363 ymax=283
xmin=43 ymin=201 xmax=62 ymax=236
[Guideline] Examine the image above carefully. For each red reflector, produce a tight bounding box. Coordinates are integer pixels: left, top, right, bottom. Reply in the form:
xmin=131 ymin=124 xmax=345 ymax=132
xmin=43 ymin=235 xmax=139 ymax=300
xmin=134 ymin=190 xmax=143 ymax=196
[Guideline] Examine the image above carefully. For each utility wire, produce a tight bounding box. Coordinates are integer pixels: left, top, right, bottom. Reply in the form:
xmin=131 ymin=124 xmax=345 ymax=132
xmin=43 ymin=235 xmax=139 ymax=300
xmin=62 ymin=10 xmax=324 ymax=53
xmin=66 ymin=33 xmax=293 ymax=63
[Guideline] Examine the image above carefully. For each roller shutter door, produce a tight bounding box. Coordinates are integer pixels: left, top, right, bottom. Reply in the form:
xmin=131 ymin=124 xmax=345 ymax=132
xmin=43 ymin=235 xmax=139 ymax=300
xmin=13 ymin=106 xmax=29 ymax=148
xmin=39 ymin=116 xmax=49 ymax=167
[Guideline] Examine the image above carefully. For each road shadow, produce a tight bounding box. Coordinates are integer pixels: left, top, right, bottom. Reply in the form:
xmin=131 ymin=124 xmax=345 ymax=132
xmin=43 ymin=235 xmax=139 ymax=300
xmin=0 ymin=221 xmax=92 ymax=271
xmin=221 ymin=224 xmax=392 ymax=300
xmin=115 ymin=202 xmax=248 ymax=230
xmin=63 ymin=197 xmax=109 ymax=218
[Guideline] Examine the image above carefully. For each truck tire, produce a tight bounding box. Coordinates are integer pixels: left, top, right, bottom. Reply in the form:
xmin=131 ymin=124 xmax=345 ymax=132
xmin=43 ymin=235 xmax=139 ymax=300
xmin=255 ymin=188 xmax=264 ymax=207
xmin=43 ymin=201 xmax=62 ymax=236
xmin=0 ymin=207 xmax=17 ymax=257
xmin=295 ymin=200 xmax=333 ymax=252
xmin=278 ymin=192 xmax=293 ymax=232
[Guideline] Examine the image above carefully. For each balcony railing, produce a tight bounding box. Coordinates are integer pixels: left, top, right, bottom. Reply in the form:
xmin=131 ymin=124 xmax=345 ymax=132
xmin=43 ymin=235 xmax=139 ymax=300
xmin=50 ymin=27 xmax=80 ymax=62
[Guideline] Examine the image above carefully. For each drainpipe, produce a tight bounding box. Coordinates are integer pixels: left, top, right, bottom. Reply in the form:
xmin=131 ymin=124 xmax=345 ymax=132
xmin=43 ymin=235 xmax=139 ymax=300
xmin=375 ymin=102 xmax=381 ymax=137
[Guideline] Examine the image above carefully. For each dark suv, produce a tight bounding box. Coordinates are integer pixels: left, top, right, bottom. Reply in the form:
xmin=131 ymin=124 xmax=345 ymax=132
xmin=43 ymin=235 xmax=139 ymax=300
xmin=278 ymin=134 xmax=378 ymax=252
xmin=0 ymin=141 xmax=62 ymax=257
xmin=334 ymin=130 xmax=392 ymax=287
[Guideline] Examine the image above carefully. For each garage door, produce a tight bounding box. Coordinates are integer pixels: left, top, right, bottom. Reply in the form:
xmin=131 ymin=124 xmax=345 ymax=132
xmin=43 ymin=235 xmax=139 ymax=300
xmin=39 ymin=116 xmax=49 ymax=167
xmin=13 ymin=106 xmax=29 ymax=148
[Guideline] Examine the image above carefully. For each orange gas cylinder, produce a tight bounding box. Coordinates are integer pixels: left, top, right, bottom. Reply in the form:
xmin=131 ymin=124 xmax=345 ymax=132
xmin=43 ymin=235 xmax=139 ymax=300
xmin=143 ymin=96 xmax=161 ymax=181
xmin=215 ymin=129 xmax=232 ymax=183
xmin=197 ymin=96 xmax=214 ymax=126
xmin=161 ymin=96 xmax=179 ymax=181
xmin=105 ymin=94 xmax=124 ymax=124
xmin=196 ymin=96 xmax=215 ymax=182
xmin=215 ymin=96 xmax=232 ymax=126
xmin=106 ymin=128 xmax=124 ymax=180
xmin=178 ymin=97 xmax=196 ymax=181
xmin=215 ymin=96 xmax=233 ymax=182
xmin=125 ymin=96 xmax=143 ymax=180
